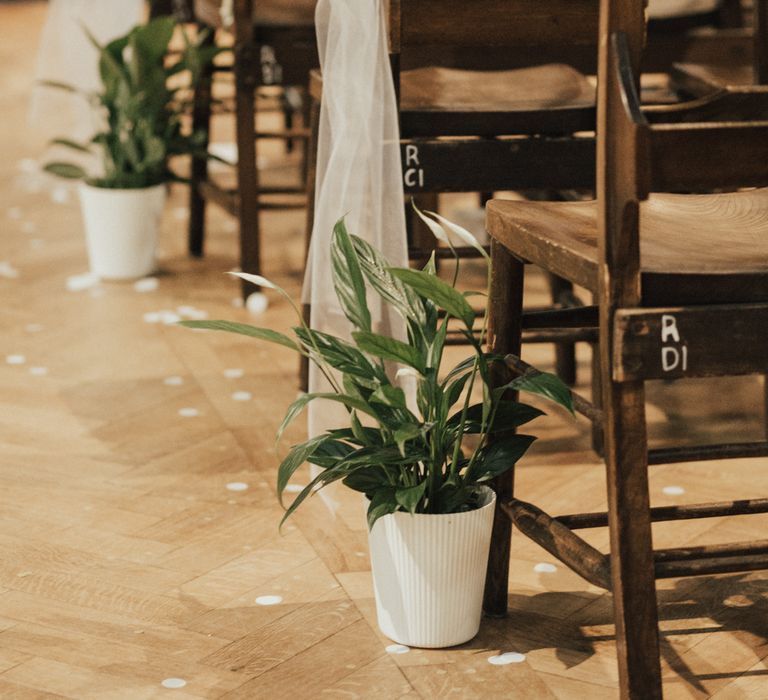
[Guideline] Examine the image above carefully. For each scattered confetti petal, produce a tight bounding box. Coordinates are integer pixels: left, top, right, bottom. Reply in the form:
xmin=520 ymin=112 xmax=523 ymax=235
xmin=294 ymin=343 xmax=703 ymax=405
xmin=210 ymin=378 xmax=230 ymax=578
xmin=246 ymin=291 xmax=268 ymax=315
xmin=66 ymin=272 xmax=99 ymax=291
xmin=159 ymin=311 xmax=182 ymax=324
xmin=164 ymin=376 xmax=184 ymax=386
xmin=255 ymin=595 xmax=283 ymax=606
xmin=6 ymin=355 xmax=25 ymax=365
xmin=284 ymin=484 xmax=305 ymax=493
xmin=662 ymin=486 xmax=685 ymax=496
xmin=143 ymin=312 xmax=162 ymax=324
xmin=226 ymin=482 xmax=248 ymax=492
xmin=386 ymin=644 xmax=410 ymax=654
xmin=178 ymin=408 xmax=199 ymax=418
xmin=534 ymin=563 xmax=557 ymax=574
xmin=25 ymin=323 xmax=43 ymax=333
xmin=133 ymin=277 xmax=158 ymax=293
xmin=51 ymin=186 xmax=70 ymax=204
xmin=17 ymin=158 xmax=38 ymax=173
xmin=7 ymin=207 xmax=22 ymax=220
xmin=21 ymin=221 xmax=37 ymax=234
xmin=29 ymin=367 xmax=48 ymax=376
xmin=488 ymin=652 xmax=526 ymax=665
xmin=177 ymin=305 xmax=208 ymax=320
xmin=161 ymin=678 xmax=187 ymax=689
xmin=223 ymin=368 xmax=244 ymax=379
xmin=231 ymin=391 xmax=252 ymax=402
xmin=0 ymin=261 xmax=19 ymax=279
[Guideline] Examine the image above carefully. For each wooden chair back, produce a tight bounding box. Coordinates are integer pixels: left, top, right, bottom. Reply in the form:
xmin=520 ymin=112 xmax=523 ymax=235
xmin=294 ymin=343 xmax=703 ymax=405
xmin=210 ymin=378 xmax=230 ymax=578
xmin=598 ymin=0 xmax=768 ymax=301
xmin=385 ymin=0 xmax=601 ymax=73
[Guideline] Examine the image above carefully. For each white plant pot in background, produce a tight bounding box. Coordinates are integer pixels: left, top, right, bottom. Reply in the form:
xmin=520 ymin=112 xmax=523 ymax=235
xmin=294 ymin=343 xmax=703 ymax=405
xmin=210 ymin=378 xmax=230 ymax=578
xmin=78 ymin=182 xmax=166 ymax=279
xmin=368 ymin=486 xmax=496 ymax=648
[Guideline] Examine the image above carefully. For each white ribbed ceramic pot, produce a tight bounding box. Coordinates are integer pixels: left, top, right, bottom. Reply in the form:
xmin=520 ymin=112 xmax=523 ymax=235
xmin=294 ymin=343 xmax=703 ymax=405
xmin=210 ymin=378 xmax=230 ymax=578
xmin=78 ymin=182 xmax=166 ymax=279
xmin=368 ymin=486 xmax=496 ymax=648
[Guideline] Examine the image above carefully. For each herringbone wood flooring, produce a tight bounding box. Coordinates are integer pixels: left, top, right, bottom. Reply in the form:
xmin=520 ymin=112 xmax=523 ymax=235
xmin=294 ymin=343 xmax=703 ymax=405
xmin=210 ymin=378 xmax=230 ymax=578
xmin=2 ymin=3 xmax=768 ymax=697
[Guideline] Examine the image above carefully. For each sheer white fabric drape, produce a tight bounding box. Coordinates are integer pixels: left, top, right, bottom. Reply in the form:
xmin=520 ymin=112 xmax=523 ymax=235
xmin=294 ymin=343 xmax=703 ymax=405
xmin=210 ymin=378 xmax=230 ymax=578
xmin=30 ymin=0 xmax=144 ymax=140
xmin=303 ymin=0 xmax=408 ymax=441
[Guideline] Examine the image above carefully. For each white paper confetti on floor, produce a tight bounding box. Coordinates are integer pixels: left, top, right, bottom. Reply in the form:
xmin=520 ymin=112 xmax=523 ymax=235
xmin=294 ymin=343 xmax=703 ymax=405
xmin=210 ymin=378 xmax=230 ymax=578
xmin=223 ymin=368 xmax=244 ymax=379
xmin=161 ymin=678 xmax=187 ymax=689
xmin=226 ymin=482 xmax=248 ymax=492
xmin=534 ymin=563 xmax=557 ymax=574
xmin=386 ymin=644 xmax=410 ymax=654
xmin=488 ymin=652 xmax=526 ymax=665
xmin=6 ymin=355 xmax=25 ymax=365
xmin=246 ymin=292 xmax=268 ymax=315
xmin=25 ymin=323 xmax=43 ymax=333
xmin=133 ymin=277 xmax=158 ymax=293
xmin=163 ymin=376 xmax=184 ymax=386
xmin=176 ymin=306 xmax=208 ymax=320
xmin=284 ymin=484 xmax=305 ymax=493
xmin=66 ymin=272 xmax=99 ymax=292
xmin=178 ymin=408 xmax=200 ymax=418
xmin=231 ymin=391 xmax=252 ymax=402
xmin=28 ymin=367 xmax=48 ymax=376
xmin=662 ymin=486 xmax=685 ymax=496
xmin=0 ymin=261 xmax=19 ymax=279
xmin=50 ymin=186 xmax=70 ymax=204
xmin=255 ymin=595 xmax=283 ymax=606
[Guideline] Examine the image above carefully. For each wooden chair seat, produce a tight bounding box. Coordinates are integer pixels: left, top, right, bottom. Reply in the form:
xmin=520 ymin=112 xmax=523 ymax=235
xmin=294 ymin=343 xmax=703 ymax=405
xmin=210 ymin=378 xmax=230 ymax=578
xmin=672 ymin=60 xmax=754 ymax=94
xmin=400 ymin=64 xmax=595 ymax=112
xmin=487 ymin=188 xmax=768 ymax=306
xmin=194 ymin=0 xmax=315 ymax=29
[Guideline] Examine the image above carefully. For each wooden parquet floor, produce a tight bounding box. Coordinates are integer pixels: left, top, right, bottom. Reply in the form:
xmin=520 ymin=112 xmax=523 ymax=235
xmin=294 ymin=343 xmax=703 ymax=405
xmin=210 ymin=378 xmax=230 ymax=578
xmin=3 ymin=3 xmax=768 ymax=698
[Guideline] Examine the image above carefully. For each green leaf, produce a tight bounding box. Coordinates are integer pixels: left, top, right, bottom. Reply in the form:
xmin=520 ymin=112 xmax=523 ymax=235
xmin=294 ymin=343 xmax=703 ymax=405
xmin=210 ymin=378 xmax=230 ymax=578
xmin=369 ymin=384 xmax=407 ymax=411
xmin=350 ymin=235 xmax=425 ymax=325
xmin=448 ymin=401 xmax=545 ymax=434
xmin=293 ymin=326 xmax=381 ymax=381
xmin=133 ymin=16 xmax=176 ymax=63
xmin=178 ymin=320 xmax=299 ymax=351
xmin=352 ymin=331 xmax=425 ymax=374
xmin=342 ymin=468 xmax=391 ymax=494
xmin=367 ymin=488 xmax=398 ymax=530
xmin=395 ymin=482 xmax=427 ymax=514
xmin=388 ymin=268 xmax=475 ymax=329
xmin=307 ymin=438 xmax=355 ymax=468
xmin=466 ymin=435 xmax=537 ymax=484
xmin=43 ymin=162 xmax=87 ymax=179
xmin=277 ymin=393 xmax=312 ymax=443
xmin=508 ymin=367 xmax=574 ymax=414
xmin=50 ymin=138 xmax=92 ymax=153
xmin=276 ymin=434 xmax=331 ymax=505
xmin=331 ymin=218 xmax=372 ymax=332
xmin=393 ymin=423 xmax=422 ymax=455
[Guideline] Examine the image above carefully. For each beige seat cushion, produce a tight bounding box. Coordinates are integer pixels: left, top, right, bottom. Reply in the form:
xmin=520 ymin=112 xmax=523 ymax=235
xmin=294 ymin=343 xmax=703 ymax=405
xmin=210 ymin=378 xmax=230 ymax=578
xmin=400 ymin=64 xmax=595 ymax=112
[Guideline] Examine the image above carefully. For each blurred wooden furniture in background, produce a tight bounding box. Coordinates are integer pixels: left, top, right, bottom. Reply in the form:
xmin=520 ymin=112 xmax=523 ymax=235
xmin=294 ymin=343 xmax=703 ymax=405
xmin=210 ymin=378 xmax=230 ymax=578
xmin=483 ymin=0 xmax=768 ymax=696
xmin=185 ymin=0 xmax=317 ymax=298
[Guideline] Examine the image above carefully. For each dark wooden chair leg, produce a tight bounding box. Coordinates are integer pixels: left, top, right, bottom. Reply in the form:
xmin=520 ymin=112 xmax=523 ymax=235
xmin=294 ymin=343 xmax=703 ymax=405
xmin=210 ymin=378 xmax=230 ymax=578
xmin=234 ymin=40 xmax=261 ymax=299
xmin=548 ymin=273 xmax=578 ymax=386
xmin=602 ymin=374 xmax=662 ymax=698
xmin=483 ymin=239 xmax=525 ymax=618
xmin=188 ymin=28 xmax=214 ymax=258
xmin=408 ymin=193 xmax=440 ymax=269
xmin=299 ymin=95 xmax=321 ymax=391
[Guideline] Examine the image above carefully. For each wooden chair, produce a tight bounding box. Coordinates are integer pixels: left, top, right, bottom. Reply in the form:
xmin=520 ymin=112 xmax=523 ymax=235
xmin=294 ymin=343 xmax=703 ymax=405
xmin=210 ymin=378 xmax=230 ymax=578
xmin=301 ymin=0 xmax=610 ymax=392
xmin=483 ymin=0 xmax=768 ymax=696
xmin=187 ymin=0 xmax=317 ymax=298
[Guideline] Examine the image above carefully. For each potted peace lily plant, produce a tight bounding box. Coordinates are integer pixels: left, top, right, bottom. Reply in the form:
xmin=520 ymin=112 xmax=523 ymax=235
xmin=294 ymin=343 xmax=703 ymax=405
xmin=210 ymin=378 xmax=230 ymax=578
xmin=43 ymin=16 xmax=219 ymax=279
xmin=182 ymin=211 xmax=572 ymax=648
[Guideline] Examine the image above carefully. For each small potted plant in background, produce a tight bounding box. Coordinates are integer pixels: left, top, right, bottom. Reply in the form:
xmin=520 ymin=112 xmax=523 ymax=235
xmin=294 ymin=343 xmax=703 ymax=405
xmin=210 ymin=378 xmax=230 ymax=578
xmin=181 ymin=211 xmax=573 ymax=648
xmin=43 ymin=16 xmax=219 ymax=279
